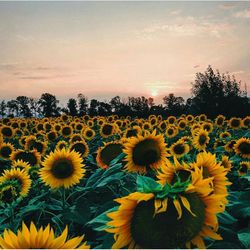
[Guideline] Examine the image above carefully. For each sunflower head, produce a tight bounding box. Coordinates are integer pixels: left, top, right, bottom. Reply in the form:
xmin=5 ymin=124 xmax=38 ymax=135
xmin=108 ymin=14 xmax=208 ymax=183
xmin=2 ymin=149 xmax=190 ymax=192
xmin=165 ymin=126 xmax=178 ymax=138
xmin=96 ymin=141 xmax=123 ymax=169
xmin=12 ymin=159 xmax=31 ymax=172
xmin=215 ymin=115 xmax=225 ymax=127
xmin=170 ymin=140 xmax=190 ymax=158
xmin=0 ymin=168 xmax=31 ymax=197
xmin=61 ymin=125 xmax=73 ymax=138
xmin=234 ymin=138 xmax=250 ymax=159
xmin=105 ymin=170 xmax=223 ymax=249
xmin=10 ymin=149 xmax=41 ymax=166
xmin=124 ymin=126 xmax=141 ymax=138
xmin=192 ymin=129 xmax=210 ymax=151
xmin=238 ymin=161 xmax=250 ymax=176
xmin=229 ymin=117 xmax=242 ymax=129
xmin=83 ymin=127 xmax=96 ymax=140
xmin=0 ymin=126 xmax=15 ymax=138
xmin=242 ymin=116 xmax=250 ymax=129
xmin=220 ymin=156 xmax=232 ymax=172
xmin=70 ymin=140 xmax=89 ymax=158
xmin=40 ymin=148 xmax=85 ymax=189
xmin=224 ymin=139 xmax=237 ymax=153
xmin=0 ymin=143 xmax=15 ymax=160
xmin=123 ymin=130 xmax=167 ymax=174
xmin=0 ymin=222 xmax=90 ymax=249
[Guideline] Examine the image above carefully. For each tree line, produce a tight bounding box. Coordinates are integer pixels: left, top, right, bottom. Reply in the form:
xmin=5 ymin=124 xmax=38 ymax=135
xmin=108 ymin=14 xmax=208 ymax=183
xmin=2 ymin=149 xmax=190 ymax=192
xmin=0 ymin=66 xmax=249 ymax=118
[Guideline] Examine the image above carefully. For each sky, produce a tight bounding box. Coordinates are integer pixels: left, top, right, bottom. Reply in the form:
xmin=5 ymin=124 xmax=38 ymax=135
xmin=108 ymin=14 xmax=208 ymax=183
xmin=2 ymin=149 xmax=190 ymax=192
xmin=0 ymin=1 xmax=250 ymax=105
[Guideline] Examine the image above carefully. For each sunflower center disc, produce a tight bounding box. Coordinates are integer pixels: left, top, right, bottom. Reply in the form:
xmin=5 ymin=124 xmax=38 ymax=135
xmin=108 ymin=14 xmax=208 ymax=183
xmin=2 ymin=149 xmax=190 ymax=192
xmin=198 ymin=135 xmax=207 ymax=145
xmin=102 ymin=125 xmax=113 ymax=135
xmin=132 ymin=139 xmax=161 ymax=166
xmin=51 ymin=159 xmax=74 ymax=179
xmin=71 ymin=143 xmax=87 ymax=156
xmin=238 ymin=142 xmax=250 ymax=154
xmin=100 ymin=144 xmax=123 ymax=165
xmin=0 ymin=146 xmax=12 ymax=158
xmin=173 ymin=144 xmax=185 ymax=155
xmin=2 ymin=127 xmax=12 ymax=137
xmin=130 ymin=194 xmax=205 ymax=249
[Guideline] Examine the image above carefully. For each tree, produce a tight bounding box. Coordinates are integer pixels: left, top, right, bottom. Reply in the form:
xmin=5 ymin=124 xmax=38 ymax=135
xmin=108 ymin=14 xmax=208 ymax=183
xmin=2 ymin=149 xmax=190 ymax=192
xmin=29 ymin=98 xmax=41 ymax=117
xmin=0 ymin=101 xmax=7 ymax=118
xmin=39 ymin=93 xmax=59 ymax=117
xmin=163 ymin=93 xmax=184 ymax=116
xmin=191 ymin=65 xmax=249 ymax=117
xmin=128 ymin=96 xmax=149 ymax=117
xmin=67 ymin=98 xmax=78 ymax=116
xmin=16 ymin=96 xmax=32 ymax=117
xmin=7 ymin=100 xmax=19 ymax=117
xmin=77 ymin=94 xmax=88 ymax=116
xmin=88 ymin=99 xmax=99 ymax=116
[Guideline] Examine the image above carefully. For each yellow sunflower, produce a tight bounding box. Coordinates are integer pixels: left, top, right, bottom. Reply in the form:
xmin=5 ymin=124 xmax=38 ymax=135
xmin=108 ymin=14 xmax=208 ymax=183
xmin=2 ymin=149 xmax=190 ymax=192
xmin=234 ymin=138 xmax=250 ymax=159
xmin=165 ymin=126 xmax=178 ymax=138
xmin=123 ymin=130 xmax=167 ymax=174
xmin=224 ymin=139 xmax=237 ymax=153
xmin=70 ymin=140 xmax=89 ymax=158
xmin=190 ymin=151 xmax=231 ymax=203
xmin=0 ymin=222 xmax=89 ymax=249
xmin=219 ymin=131 xmax=231 ymax=139
xmin=82 ymin=127 xmax=96 ymax=140
xmin=192 ymin=129 xmax=210 ymax=151
xmin=214 ymin=115 xmax=225 ymax=127
xmin=12 ymin=159 xmax=31 ymax=172
xmin=0 ymin=168 xmax=31 ymax=196
xmin=220 ymin=156 xmax=232 ymax=172
xmin=39 ymin=148 xmax=85 ymax=189
xmin=100 ymin=123 xmax=117 ymax=138
xmin=106 ymin=173 xmax=224 ymax=249
xmin=69 ymin=133 xmax=84 ymax=144
xmin=61 ymin=125 xmax=73 ymax=138
xmin=178 ymin=119 xmax=187 ymax=131
xmin=228 ymin=117 xmax=242 ymax=129
xmin=46 ymin=130 xmax=58 ymax=142
xmin=56 ymin=140 xmax=68 ymax=150
xmin=124 ymin=126 xmax=141 ymax=138
xmin=170 ymin=140 xmax=190 ymax=158
xmin=242 ymin=116 xmax=250 ymax=129
xmin=10 ymin=149 xmax=41 ymax=166
xmin=96 ymin=141 xmax=123 ymax=169
xmin=158 ymin=121 xmax=167 ymax=132
xmin=0 ymin=143 xmax=15 ymax=160
xmin=0 ymin=125 xmax=15 ymax=138
xmin=202 ymin=122 xmax=213 ymax=133
xmin=167 ymin=116 xmax=176 ymax=124
xmin=238 ymin=161 xmax=250 ymax=176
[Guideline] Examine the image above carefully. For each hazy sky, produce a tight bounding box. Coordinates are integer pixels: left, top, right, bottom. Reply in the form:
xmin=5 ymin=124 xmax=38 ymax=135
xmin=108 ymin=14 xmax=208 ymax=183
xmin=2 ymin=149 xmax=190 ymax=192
xmin=0 ymin=1 xmax=250 ymax=104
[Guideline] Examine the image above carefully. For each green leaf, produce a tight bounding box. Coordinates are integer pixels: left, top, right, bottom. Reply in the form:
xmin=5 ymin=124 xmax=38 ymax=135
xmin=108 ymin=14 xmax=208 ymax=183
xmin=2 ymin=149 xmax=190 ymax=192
xmin=238 ymin=226 xmax=250 ymax=248
xmin=218 ymin=211 xmax=237 ymax=225
xmin=137 ymin=175 xmax=162 ymax=193
xmin=109 ymin=153 xmax=125 ymax=166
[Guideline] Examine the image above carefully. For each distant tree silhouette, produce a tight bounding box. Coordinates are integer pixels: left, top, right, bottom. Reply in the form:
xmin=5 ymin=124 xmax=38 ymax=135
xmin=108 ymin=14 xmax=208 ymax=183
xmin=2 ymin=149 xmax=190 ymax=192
xmin=67 ymin=98 xmax=78 ymax=116
xmin=77 ymin=94 xmax=88 ymax=116
xmin=39 ymin=93 xmax=59 ymax=117
xmin=29 ymin=98 xmax=41 ymax=117
xmin=163 ymin=93 xmax=185 ymax=116
xmin=7 ymin=100 xmax=19 ymax=117
xmin=191 ymin=65 xmax=249 ymax=117
xmin=16 ymin=96 xmax=32 ymax=117
xmin=89 ymin=99 xmax=99 ymax=116
xmin=0 ymin=101 xmax=6 ymax=118
xmin=128 ymin=96 xmax=149 ymax=117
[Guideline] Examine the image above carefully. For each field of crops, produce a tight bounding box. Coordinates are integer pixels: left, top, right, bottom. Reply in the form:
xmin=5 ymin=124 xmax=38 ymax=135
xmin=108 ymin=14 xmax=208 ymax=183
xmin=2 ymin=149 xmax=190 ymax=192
xmin=0 ymin=114 xmax=249 ymax=249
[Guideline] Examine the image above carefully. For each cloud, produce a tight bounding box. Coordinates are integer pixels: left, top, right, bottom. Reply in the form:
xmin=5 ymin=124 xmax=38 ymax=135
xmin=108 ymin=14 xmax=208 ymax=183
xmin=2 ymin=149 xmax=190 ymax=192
xmin=219 ymin=3 xmax=236 ymax=10
xmin=233 ymin=9 xmax=250 ymax=18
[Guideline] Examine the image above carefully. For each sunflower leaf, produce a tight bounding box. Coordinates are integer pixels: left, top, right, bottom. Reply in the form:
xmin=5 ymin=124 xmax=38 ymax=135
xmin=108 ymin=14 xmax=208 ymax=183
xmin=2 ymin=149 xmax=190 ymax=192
xmin=137 ymin=175 xmax=162 ymax=193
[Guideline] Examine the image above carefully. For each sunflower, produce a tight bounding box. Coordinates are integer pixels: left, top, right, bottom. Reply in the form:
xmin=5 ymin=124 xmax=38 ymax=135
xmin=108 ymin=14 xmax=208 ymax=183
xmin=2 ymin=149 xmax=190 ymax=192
xmin=10 ymin=149 xmax=41 ymax=166
xmin=96 ymin=141 xmax=123 ymax=169
xmin=100 ymin=123 xmax=117 ymax=138
xmin=158 ymin=121 xmax=167 ymax=132
xmin=224 ymin=139 xmax=237 ymax=153
xmin=29 ymin=140 xmax=47 ymax=156
xmin=219 ymin=131 xmax=231 ymax=139
xmin=220 ymin=156 xmax=232 ymax=172
xmin=61 ymin=125 xmax=73 ymax=138
xmin=177 ymin=120 xmax=187 ymax=131
xmin=106 ymin=172 xmax=224 ymax=249
xmin=123 ymin=130 xmax=167 ymax=174
xmin=186 ymin=114 xmax=194 ymax=123
xmin=0 ymin=125 xmax=15 ymax=138
xmin=234 ymin=138 xmax=250 ymax=159
xmin=190 ymin=152 xmax=230 ymax=202
xmin=12 ymin=159 xmax=31 ymax=172
xmin=70 ymin=140 xmax=89 ymax=158
xmin=0 ymin=143 xmax=15 ymax=160
xmin=238 ymin=161 xmax=250 ymax=176
xmin=192 ymin=129 xmax=210 ymax=151
xmin=24 ymin=135 xmax=37 ymax=151
xmin=141 ymin=122 xmax=152 ymax=131
xmin=202 ymin=122 xmax=213 ymax=133
xmin=40 ymin=148 xmax=85 ymax=189
xmin=124 ymin=126 xmax=141 ymax=138
xmin=170 ymin=140 xmax=190 ymax=158
xmin=215 ymin=115 xmax=225 ymax=127
xmin=0 ymin=168 xmax=31 ymax=196
xmin=70 ymin=133 xmax=84 ymax=144
xmin=167 ymin=116 xmax=176 ymax=124
xmin=83 ymin=128 xmax=96 ymax=141
xmin=165 ymin=126 xmax=178 ymax=138
xmin=56 ymin=140 xmax=68 ymax=150
xmin=0 ymin=222 xmax=89 ymax=249
xmin=242 ymin=116 xmax=250 ymax=129
xmin=46 ymin=130 xmax=58 ymax=142
xmin=199 ymin=114 xmax=207 ymax=122
xmin=229 ymin=117 xmax=242 ymax=129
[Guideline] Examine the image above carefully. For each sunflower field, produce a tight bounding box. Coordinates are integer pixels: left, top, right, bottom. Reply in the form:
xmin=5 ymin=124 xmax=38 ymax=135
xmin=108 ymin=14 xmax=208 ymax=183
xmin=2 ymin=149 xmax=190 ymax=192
xmin=0 ymin=114 xmax=249 ymax=249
